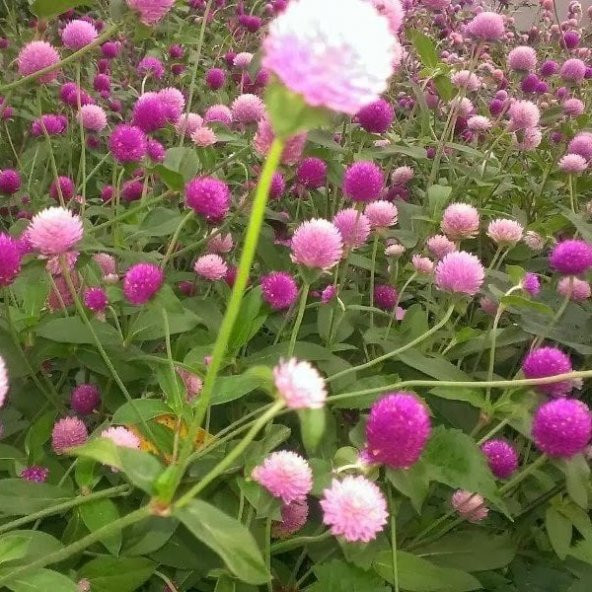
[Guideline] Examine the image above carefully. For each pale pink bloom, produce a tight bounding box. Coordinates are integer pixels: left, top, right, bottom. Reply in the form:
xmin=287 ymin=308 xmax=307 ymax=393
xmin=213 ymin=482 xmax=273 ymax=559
xmin=427 ymin=234 xmax=456 ymax=259
xmin=558 ymin=276 xmax=591 ymax=301
xmin=17 ymin=41 xmax=60 ymax=83
xmin=194 ymin=254 xmax=227 ymax=281
xmin=508 ymin=100 xmax=540 ymax=131
xmin=175 ymin=113 xmax=203 ymax=137
xmin=191 ymin=126 xmax=217 ymax=147
xmin=46 ymin=251 xmax=79 ymax=276
xmin=450 ymin=96 xmax=474 ymax=118
xmin=412 ymin=254 xmax=434 ymax=274
xmin=487 ymin=219 xmax=524 ymax=245
xmin=559 ymin=153 xmax=588 ymax=174
xmin=207 ymin=232 xmax=233 ymax=254
xmin=435 ymin=251 xmax=485 ymax=296
xmin=333 ymin=209 xmax=371 ymax=249
xmin=28 ymin=207 xmax=83 ymax=255
xmin=291 ymin=219 xmax=343 ymax=270
xmin=441 ymin=203 xmax=480 ymax=240
xmin=101 ymin=426 xmax=140 ymax=449
xmin=467 ymin=115 xmax=492 ymax=132
xmin=364 ymin=200 xmax=398 ymax=228
xmin=126 ymin=0 xmax=175 ymax=25
xmin=176 ymin=367 xmax=203 ymax=400
xmin=451 ymin=69 xmax=481 ymax=91
xmin=78 ymin=105 xmax=107 ymax=132
xmin=523 ymin=230 xmax=545 ymax=251
xmin=385 ymin=243 xmax=406 ymax=257
xmin=513 ymin=127 xmax=542 ymax=151
xmin=391 ymin=166 xmax=413 ymax=185
xmin=253 ymin=116 xmax=307 ymax=165
xmin=451 ymin=490 xmax=489 ymax=522
xmin=273 ymin=358 xmax=327 ymax=409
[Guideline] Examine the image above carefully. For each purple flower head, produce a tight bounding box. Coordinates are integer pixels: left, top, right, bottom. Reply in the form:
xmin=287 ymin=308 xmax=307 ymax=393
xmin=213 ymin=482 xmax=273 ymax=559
xmin=0 ymin=234 xmax=21 ymax=287
xmin=32 ymin=114 xmax=68 ymax=136
xmin=132 ymin=93 xmax=168 ymax=133
xmin=356 ymin=99 xmax=394 ymax=134
xmin=101 ymin=41 xmax=120 ymax=59
xmin=261 ymin=272 xmax=298 ymax=310
xmin=297 ymin=158 xmax=327 ymax=189
xmin=70 ymin=383 xmax=101 ymax=416
xmin=343 ymin=161 xmax=384 ymax=202
xmin=563 ymin=30 xmax=580 ymax=49
xmin=481 ymin=439 xmax=518 ymax=479
xmin=373 ymin=284 xmax=398 ymax=311
xmin=270 ymin=172 xmax=286 ymax=200
xmin=185 ymin=176 xmax=231 ymax=223
xmin=49 ymin=176 xmax=75 ymax=202
xmin=540 ymin=59 xmax=559 ymax=77
xmin=52 ymin=417 xmax=88 ymax=454
xmin=137 ymin=56 xmax=165 ymax=79
xmin=0 ymin=169 xmax=21 ymax=195
xmin=521 ymin=73 xmax=539 ymax=93
xmin=561 ymin=58 xmax=586 ymax=83
xmin=20 ymin=466 xmax=49 ymax=483
xmin=466 ymin=11 xmax=505 ymax=41
xmin=123 ymin=263 xmax=164 ymax=305
xmin=109 ymin=124 xmax=148 ymax=164
xmin=522 ymin=272 xmax=541 ymax=296
xmin=549 ymin=239 xmax=592 ymax=275
xmin=522 ymin=346 xmax=573 ymax=397
xmin=83 ymin=287 xmax=108 ymax=314
xmin=568 ymin=132 xmax=592 ymax=161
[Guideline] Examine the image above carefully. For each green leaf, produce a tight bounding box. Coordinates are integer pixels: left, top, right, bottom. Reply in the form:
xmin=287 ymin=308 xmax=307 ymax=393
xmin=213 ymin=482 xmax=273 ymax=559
xmin=428 ymin=387 xmax=485 ymax=409
xmin=174 ymin=500 xmax=269 ymax=585
xmin=0 ymin=537 xmax=29 ymax=565
xmin=310 ymin=559 xmax=389 ymax=592
xmin=162 ymin=147 xmax=200 ymax=181
xmin=35 ymin=317 xmax=121 ymax=346
xmin=374 ymin=550 xmax=481 ymax=591
xmin=134 ymin=208 xmax=185 ymax=237
xmin=112 ymin=399 xmax=171 ymax=424
xmin=559 ymin=455 xmax=590 ymax=509
xmin=0 ymin=480 xmax=70 ymax=516
xmin=427 ymin=184 xmax=452 ymax=216
xmin=546 ymin=507 xmax=572 ymax=560
xmin=502 ymin=294 xmax=554 ymax=316
xmin=3 ymin=568 xmax=78 ymax=592
xmin=0 ymin=531 xmax=63 ymax=567
xmin=212 ymin=368 xmax=272 ymax=405
xmin=407 ymin=30 xmax=439 ymax=68
xmin=228 ymin=288 xmax=266 ymax=352
xmin=78 ymin=557 xmax=156 ymax=592
xmin=123 ymin=517 xmax=177 ymax=556
xmin=32 ymin=0 xmax=93 ymax=18
xmin=386 ymin=463 xmax=430 ymax=514
xmin=298 ymin=408 xmax=326 ymax=454
xmin=80 ymin=499 xmax=122 ymax=556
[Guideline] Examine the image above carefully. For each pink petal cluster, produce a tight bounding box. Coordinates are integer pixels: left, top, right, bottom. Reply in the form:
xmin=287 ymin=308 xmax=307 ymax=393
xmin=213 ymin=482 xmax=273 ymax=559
xmin=273 ymin=358 xmax=327 ymax=409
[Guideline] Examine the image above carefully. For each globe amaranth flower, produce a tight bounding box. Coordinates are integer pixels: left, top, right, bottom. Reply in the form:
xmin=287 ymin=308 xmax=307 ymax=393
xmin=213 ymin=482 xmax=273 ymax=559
xmin=176 ymin=367 xmax=203 ymax=400
xmin=191 ymin=126 xmax=217 ymax=147
xmin=333 ymin=209 xmax=371 ymax=249
xmin=435 ymin=251 xmax=485 ymax=296
xmin=481 ymin=439 xmax=518 ymax=479
xmin=364 ymin=200 xmax=398 ymax=228
xmin=18 ymin=41 xmax=60 ymax=83
xmin=101 ymin=426 xmax=141 ymax=449
xmin=61 ymin=19 xmax=98 ymax=50
xmin=20 ymin=465 xmax=49 ymax=483
xmin=273 ymin=358 xmax=327 ymax=409
xmin=205 ymin=67 xmax=226 ymax=90
xmin=272 ymin=500 xmax=309 ymax=538
xmin=320 ymin=476 xmax=388 ymax=542
xmin=0 ymin=234 xmax=21 ymax=287
xmin=137 ymin=55 xmax=165 ymax=79
xmin=204 ymin=104 xmax=233 ymax=127
xmin=391 ymin=166 xmax=414 ymax=185
xmin=563 ymin=98 xmax=585 ymax=118
xmin=32 ymin=114 xmax=68 ymax=136
xmin=194 ymin=254 xmax=227 ymax=281
xmin=0 ymin=355 xmax=8 ymax=408
xmin=559 ymin=153 xmax=587 ymax=174
xmin=49 ymin=176 xmax=76 ymax=202
xmin=109 ymin=124 xmax=148 ymax=164
xmin=261 ymin=272 xmax=298 ymax=310
xmin=549 ymin=239 xmax=592 ymax=275
xmin=487 ymin=219 xmax=524 ymax=246
xmin=558 ymin=276 xmax=591 ymax=301
xmin=175 ymin=113 xmax=203 ymax=137
xmin=83 ymin=287 xmax=108 ymax=314
xmin=561 ymin=58 xmax=586 ymax=83
xmin=522 ymin=272 xmax=541 ymax=296
xmin=52 ymin=417 xmax=88 ymax=454
xmin=441 ymin=203 xmax=480 ymax=240
xmin=374 ymin=284 xmax=398 ymax=311
xmin=532 ymin=399 xmax=592 ymax=457
xmin=467 ymin=115 xmax=492 ymax=132
xmin=412 ymin=254 xmax=434 ymax=274
xmin=126 ymin=0 xmax=175 ymax=25
xmin=262 ymin=0 xmax=397 ymax=115
xmin=513 ymin=127 xmax=542 ymax=152
xmin=524 ymin=230 xmax=545 ymax=251
xmin=28 ymin=207 xmax=83 ymax=256
xmin=508 ymin=46 xmax=537 ymax=72
xmin=253 ymin=117 xmax=307 ymax=165
xmin=522 ymin=346 xmax=573 ymax=397
xmin=466 ymin=11 xmax=505 ymax=41
xmin=568 ymin=132 xmax=592 ymax=160
xmin=185 ymin=176 xmax=231 ymax=223
xmin=291 ymin=219 xmax=343 ymax=270
xmin=365 ymin=391 xmax=431 ymax=469
xmin=158 ymin=87 xmax=185 ymax=122
xmin=71 ymin=383 xmax=101 ymax=416
xmin=356 ymin=98 xmax=394 ymax=134
xmin=451 ymin=490 xmax=488 ymax=522
xmin=231 ymin=94 xmax=265 ymax=124
xmin=508 ymin=100 xmax=540 ymax=131
xmin=123 ymin=263 xmax=164 ymax=305
xmin=366 ymin=0 xmax=404 ymax=34
xmin=427 ymin=234 xmax=456 ymax=259
xmin=270 ymin=172 xmax=286 ymax=199
xmin=343 ymin=161 xmax=385 ymax=202
xmin=207 ymin=231 xmax=233 ymax=254
xmin=252 ymin=450 xmax=313 ymax=504
xmin=451 ymin=70 xmax=481 ymax=92
xmin=132 ymin=93 xmax=168 ymax=133
xmin=0 ymin=169 xmax=21 ymax=194
xmin=78 ymin=105 xmax=107 ymax=132
xmin=297 ymin=158 xmax=327 ymax=189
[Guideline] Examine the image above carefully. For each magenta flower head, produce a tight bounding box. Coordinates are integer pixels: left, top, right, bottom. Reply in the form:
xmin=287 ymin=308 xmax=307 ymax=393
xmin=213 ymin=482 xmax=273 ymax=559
xmin=137 ymin=55 xmax=165 ymax=78
xmin=508 ymin=46 xmax=537 ymax=72
xmin=451 ymin=490 xmax=488 ymax=522
xmin=206 ymin=67 xmax=226 ymax=90
xmin=568 ymin=132 xmax=592 ymax=160
xmin=374 ymin=284 xmax=398 ymax=311
xmin=297 ymin=158 xmax=327 ymax=189
xmin=272 ymin=500 xmax=309 ymax=538
xmin=291 ymin=219 xmax=343 ymax=270
xmin=561 ymin=58 xmax=586 ymax=83
xmin=522 ymin=346 xmax=573 ymax=397
xmin=441 ymin=203 xmax=480 ymax=240
xmin=132 ymin=93 xmax=167 ymax=133
xmin=83 ymin=287 xmax=108 ymax=314
xmin=204 ymin=104 xmax=232 ymax=127
xmin=333 ymin=208 xmax=371 ymax=249
xmin=261 ymin=272 xmax=298 ymax=310
xmin=126 ymin=0 xmax=175 ymax=25
xmin=549 ymin=239 xmax=592 ymax=275
xmin=78 ymin=105 xmax=107 ymax=132
xmin=0 ymin=234 xmax=21 ymax=288
xmin=194 ymin=254 xmax=227 ymax=281
xmin=17 ymin=41 xmax=60 ymax=83
xmin=540 ymin=59 xmax=559 ymax=77
xmin=466 ymin=11 xmax=505 ymax=41
xmin=435 ymin=251 xmax=485 ymax=296
xmin=270 ymin=171 xmax=286 ymax=199
xmin=0 ymin=355 xmax=8 ymax=407
xmin=522 ymin=272 xmax=541 ymax=296
xmin=273 ymin=358 xmax=327 ymax=409
xmin=185 ymin=176 xmax=231 ymax=223
xmin=61 ymin=19 xmax=98 ymax=50
xmin=50 ymin=176 xmax=75 ymax=202
xmin=32 ymin=114 xmax=68 ymax=136
xmin=365 ymin=200 xmax=398 ymax=228
xmin=0 ymin=169 xmax=21 ymax=195
xmin=365 ymin=391 xmax=431 ymax=469
xmin=158 ymin=87 xmax=185 ymax=122
xmin=262 ymin=0 xmax=396 ymax=115
xmin=356 ymin=99 xmax=394 ymax=134
xmin=123 ymin=263 xmax=164 ymax=305
xmin=252 ymin=450 xmax=313 ymax=504
xmin=343 ymin=161 xmax=384 ymax=202
xmin=532 ymin=399 xmax=592 ymax=457
xmin=52 ymin=417 xmax=88 ymax=454
xmin=231 ymin=94 xmax=265 ymax=124
xmin=481 ymin=439 xmax=518 ymax=479
xmin=321 ymin=476 xmax=388 ymax=542
xmin=109 ymin=124 xmax=147 ymax=164
xmin=28 ymin=207 xmax=83 ymax=256
xmin=20 ymin=466 xmax=49 ymax=483
xmin=70 ymin=384 xmax=101 ymax=416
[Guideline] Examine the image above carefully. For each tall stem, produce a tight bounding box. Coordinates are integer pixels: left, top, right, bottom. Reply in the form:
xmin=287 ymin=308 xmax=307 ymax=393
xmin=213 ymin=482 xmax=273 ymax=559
xmin=388 ymin=486 xmax=400 ymax=592
xmin=288 ymin=283 xmax=310 ymax=357
xmin=485 ymin=304 xmax=505 ymax=404
xmin=369 ymin=234 xmax=380 ymax=331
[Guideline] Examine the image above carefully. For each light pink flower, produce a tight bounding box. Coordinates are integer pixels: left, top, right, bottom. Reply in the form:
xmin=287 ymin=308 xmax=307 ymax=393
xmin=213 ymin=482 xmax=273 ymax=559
xmin=273 ymin=358 xmax=327 ymax=409
xmin=487 ymin=219 xmax=524 ymax=245
xmin=291 ymin=219 xmax=343 ymax=270
xmin=333 ymin=209 xmax=371 ymax=249
xmin=441 ymin=203 xmax=480 ymax=240
xmin=435 ymin=251 xmax=485 ymax=296
xmin=558 ymin=276 xmax=591 ymax=301
xmin=451 ymin=490 xmax=488 ymax=522
xmin=0 ymin=356 xmax=8 ymax=407
xmin=126 ymin=0 xmax=175 ymax=25
xmin=101 ymin=426 xmax=140 ymax=449
xmin=194 ymin=254 xmax=227 ymax=281
xmin=364 ymin=200 xmax=398 ymax=228
xmin=28 ymin=207 xmax=83 ymax=255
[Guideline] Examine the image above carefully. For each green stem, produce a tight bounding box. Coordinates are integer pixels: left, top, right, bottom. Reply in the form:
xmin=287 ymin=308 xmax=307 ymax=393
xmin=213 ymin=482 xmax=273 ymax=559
xmin=369 ymin=235 xmax=380 ymax=331
xmin=499 ymin=454 xmax=547 ymax=496
xmin=388 ymin=486 xmax=400 ymax=592
xmin=265 ymin=517 xmax=273 ymax=592
xmin=384 ymin=272 xmax=416 ymax=342
xmin=161 ymin=211 xmax=194 ymax=268
xmin=271 ymin=530 xmax=332 ymax=554
xmin=288 ymin=282 xmax=310 ymax=357
xmin=485 ymin=304 xmax=505 ymax=404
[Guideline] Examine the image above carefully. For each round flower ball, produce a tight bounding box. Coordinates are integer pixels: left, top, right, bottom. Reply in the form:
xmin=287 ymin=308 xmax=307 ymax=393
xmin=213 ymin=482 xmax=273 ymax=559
xmin=132 ymin=93 xmax=168 ymax=133
xmin=261 ymin=272 xmax=298 ymax=311
xmin=365 ymin=392 xmax=431 ymax=469
xmin=561 ymin=58 xmax=587 ymax=83
xmin=84 ymin=287 xmax=108 ymax=314
xmin=78 ymin=104 xmax=107 ymax=132
xmin=435 ymin=251 xmax=485 ymax=296
xmin=0 ymin=169 xmax=21 ymax=195
xmin=532 ymin=399 xmax=592 ymax=457
xmin=52 ymin=417 xmax=88 ymax=454
xmin=123 ymin=263 xmax=164 ymax=305
xmin=252 ymin=450 xmax=312 ymax=504
xmin=109 ymin=124 xmax=147 ymax=164
xmin=441 ymin=203 xmax=479 ymax=240
xmin=291 ymin=219 xmax=343 ymax=270
xmin=0 ymin=234 xmax=21 ymax=288
xmin=549 ymin=239 xmax=592 ymax=275
xmin=451 ymin=490 xmax=488 ymax=522
xmin=365 ymin=200 xmax=398 ymax=228
xmin=559 ymin=154 xmax=587 ymax=174
xmin=231 ymin=94 xmax=265 ymax=124
xmin=333 ymin=208 xmax=371 ymax=250
xmin=487 ymin=219 xmax=524 ymax=246
xmin=568 ymin=132 xmax=592 ymax=161
xmin=320 ymin=476 xmax=388 ymax=542
xmin=343 ymin=161 xmax=384 ymax=202
xmin=297 ymin=157 xmax=327 ymax=189
xmin=507 ymin=46 xmax=537 ymax=72
xmin=374 ymin=284 xmax=398 ymax=311
xmin=356 ymin=98 xmax=394 ymax=134
xmin=126 ymin=0 xmax=175 ymax=26
xmin=28 ymin=207 xmax=83 ymax=256
xmin=558 ymin=276 xmax=591 ymax=301
xmin=273 ymin=358 xmax=327 ymax=409
xmin=262 ymin=0 xmax=396 ymax=115
xmin=70 ymin=384 xmax=101 ymax=416
xmin=206 ymin=67 xmax=226 ymax=90
xmin=522 ymin=346 xmax=573 ymax=397
xmin=101 ymin=426 xmax=141 ymax=449
xmin=272 ymin=500 xmax=309 ymax=538
xmin=194 ymin=254 xmax=227 ymax=281
xmin=481 ymin=439 xmax=518 ymax=479
xmin=466 ymin=11 xmax=505 ymax=41
xmin=17 ymin=41 xmax=60 ymax=83
xmin=61 ymin=19 xmax=98 ymax=50
xmin=185 ymin=176 xmax=231 ymax=223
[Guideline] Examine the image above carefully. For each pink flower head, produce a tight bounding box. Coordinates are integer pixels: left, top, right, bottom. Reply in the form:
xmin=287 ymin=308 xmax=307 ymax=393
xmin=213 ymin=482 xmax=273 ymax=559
xmin=262 ymin=0 xmax=396 ymax=115
xmin=559 ymin=153 xmax=587 ymax=174
xmin=126 ymin=0 xmax=175 ymax=25
xmin=0 ymin=169 xmax=21 ymax=195
xmin=513 ymin=127 xmax=542 ymax=152
xmin=558 ymin=276 xmax=591 ymax=301
xmin=356 ymin=98 xmax=394 ymax=134
xmin=366 ymin=0 xmax=404 ymax=34
xmin=272 ymin=500 xmax=309 ymax=538
xmin=364 ymin=200 xmax=398 ymax=228
xmin=18 ymin=41 xmax=60 ymax=83
xmin=191 ymin=126 xmax=217 ymax=147
xmin=185 ymin=176 xmax=231 ymax=223
xmin=205 ymin=68 xmax=226 ymax=90
xmin=176 ymin=367 xmax=203 ymax=400
xmin=253 ymin=116 xmax=307 ymax=165
xmin=204 ymin=104 xmax=233 ymax=127
xmin=61 ymin=20 xmax=98 ymax=50
xmin=451 ymin=70 xmax=481 ymax=92
xmin=568 ymin=132 xmax=592 ymax=160
xmin=333 ymin=208 xmax=371 ymax=249
xmin=78 ymin=105 xmax=107 ymax=132
xmin=123 ymin=263 xmax=164 ymax=305
xmin=175 ymin=113 xmax=203 ymax=137
xmin=549 ymin=239 xmax=592 ymax=275
xmin=441 ymin=203 xmax=480 ymax=240
xmin=563 ymin=98 xmax=585 ymax=117
xmin=28 ymin=207 xmax=83 ymax=256
xmin=194 ymin=254 xmax=227 ymax=281
xmin=20 ymin=466 xmax=49 ymax=483
xmin=508 ymin=100 xmax=540 ymax=131
xmin=466 ymin=11 xmax=505 ymax=41
xmin=508 ymin=46 xmax=537 ymax=72
xmin=158 ymin=87 xmax=185 ymax=122
xmin=101 ymin=426 xmax=141 ymax=449
xmin=374 ymin=284 xmax=398 ymax=311
xmin=522 ymin=272 xmax=541 ymax=296
xmin=487 ymin=219 xmax=524 ymax=245
xmin=52 ymin=417 xmax=88 ymax=454
xmin=273 ymin=358 xmax=327 ymax=409
xmin=93 ymin=253 xmax=117 ymax=278
xmin=412 ymin=254 xmax=434 ymax=274
xmin=233 ymin=52 xmax=253 ymax=69
xmin=435 ymin=251 xmax=485 ymax=296
xmin=561 ymin=58 xmax=586 ymax=83
xmin=522 ymin=346 xmax=573 ymax=397
xmin=467 ymin=115 xmax=492 ymax=132
xmin=524 ymin=230 xmax=545 ymax=251
xmin=427 ymin=234 xmax=456 ymax=259
xmin=391 ymin=166 xmax=414 ymax=185
xmin=70 ymin=383 xmax=100 ymax=416
xmin=137 ymin=55 xmax=164 ymax=79
xmin=32 ymin=114 xmax=68 ymax=136
xmin=207 ymin=231 xmax=233 ymax=254
xmin=252 ymin=450 xmax=313 ymax=504
xmin=0 ymin=234 xmax=21 ymax=287
xmin=132 ymin=93 xmax=168 ymax=133
xmin=0 ymin=356 xmax=8 ymax=408
xmin=481 ymin=439 xmax=518 ymax=479
xmin=320 ymin=476 xmax=388 ymax=542
xmin=533 ymin=399 xmax=592 ymax=457
xmin=231 ymin=94 xmax=265 ymax=124
xmin=343 ymin=161 xmax=385 ymax=202
xmin=297 ymin=158 xmax=327 ymax=189
xmin=451 ymin=490 xmax=488 ymax=522
xmin=261 ymin=272 xmax=298 ymax=310
xmin=109 ymin=124 xmax=147 ymax=164
xmin=365 ymin=391 xmax=431 ymax=469
xmin=291 ymin=219 xmax=343 ymax=270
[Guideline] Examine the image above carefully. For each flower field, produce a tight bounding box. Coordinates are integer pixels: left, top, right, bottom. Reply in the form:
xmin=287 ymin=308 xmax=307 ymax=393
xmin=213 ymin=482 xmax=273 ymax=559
xmin=1 ymin=0 xmax=592 ymax=590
